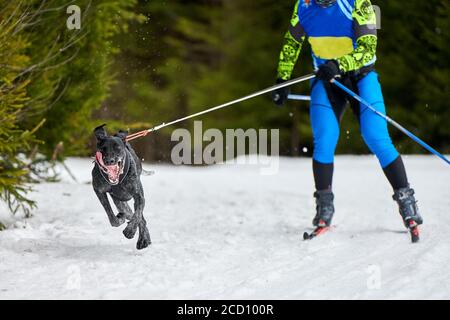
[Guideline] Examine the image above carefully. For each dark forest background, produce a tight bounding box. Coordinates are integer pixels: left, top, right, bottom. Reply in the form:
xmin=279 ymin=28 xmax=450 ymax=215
xmin=0 ymin=0 xmax=448 ymax=216
xmin=103 ymin=0 xmax=449 ymax=161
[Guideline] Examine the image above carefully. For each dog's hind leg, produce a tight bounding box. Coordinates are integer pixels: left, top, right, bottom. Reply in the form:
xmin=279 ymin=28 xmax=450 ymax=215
xmin=122 ymin=190 xmax=144 ymax=240
xmin=94 ymin=190 xmax=126 ymax=227
xmin=123 ymin=184 xmax=151 ymax=250
xmin=137 ymin=216 xmax=151 ymax=250
xmin=112 ymin=197 xmax=134 ymax=220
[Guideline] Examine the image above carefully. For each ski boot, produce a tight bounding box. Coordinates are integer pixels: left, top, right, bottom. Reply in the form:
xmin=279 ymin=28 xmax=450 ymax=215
xmin=304 ymin=190 xmax=335 ymax=240
xmin=312 ymin=190 xmax=335 ymax=227
xmin=393 ymin=186 xmax=423 ymax=243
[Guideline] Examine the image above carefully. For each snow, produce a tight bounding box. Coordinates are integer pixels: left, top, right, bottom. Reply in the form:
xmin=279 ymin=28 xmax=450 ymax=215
xmin=0 ymin=155 xmax=449 ymax=299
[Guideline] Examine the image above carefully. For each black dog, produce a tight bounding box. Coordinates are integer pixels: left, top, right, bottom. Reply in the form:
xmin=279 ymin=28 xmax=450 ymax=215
xmin=92 ymin=124 xmax=151 ymax=250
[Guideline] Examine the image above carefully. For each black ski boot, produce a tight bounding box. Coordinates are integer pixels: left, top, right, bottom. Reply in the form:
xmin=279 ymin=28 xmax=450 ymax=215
xmin=393 ymin=187 xmax=423 ymax=228
xmin=312 ymin=190 xmax=335 ymax=227
xmin=393 ymin=186 xmax=423 ymax=242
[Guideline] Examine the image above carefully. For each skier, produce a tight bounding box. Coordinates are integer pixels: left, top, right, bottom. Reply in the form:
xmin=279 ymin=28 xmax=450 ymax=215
xmin=272 ymin=0 xmax=423 ymax=240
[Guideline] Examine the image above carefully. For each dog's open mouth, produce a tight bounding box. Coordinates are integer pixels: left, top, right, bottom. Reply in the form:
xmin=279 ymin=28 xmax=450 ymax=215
xmin=95 ymin=151 xmax=124 ymax=185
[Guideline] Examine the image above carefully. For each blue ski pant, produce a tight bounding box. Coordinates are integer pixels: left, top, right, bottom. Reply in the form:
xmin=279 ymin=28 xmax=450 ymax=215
xmin=310 ymin=71 xmax=399 ymax=168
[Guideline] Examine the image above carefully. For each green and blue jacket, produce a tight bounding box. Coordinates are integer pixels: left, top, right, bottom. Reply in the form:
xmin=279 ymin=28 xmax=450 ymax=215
xmin=277 ymin=0 xmax=378 ymax=80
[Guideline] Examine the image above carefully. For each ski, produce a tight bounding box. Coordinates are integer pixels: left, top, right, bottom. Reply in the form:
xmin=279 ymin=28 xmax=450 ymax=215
xmin=303 ymin=226 xmax=330 ymax=240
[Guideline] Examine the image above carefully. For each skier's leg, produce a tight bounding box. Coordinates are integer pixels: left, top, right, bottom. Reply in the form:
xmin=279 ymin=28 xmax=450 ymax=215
xmin=357 ymin=71 xmax=399 ymax=168
xmin=310 ymin=80 xmax=341 ymax=190
xmin=382 ymin=156 xmax=408 ymax=190
xmin=357 ymin=71 xmax=422 ymax=227
xmin=309 ymin=80 xmax=343 ymax=227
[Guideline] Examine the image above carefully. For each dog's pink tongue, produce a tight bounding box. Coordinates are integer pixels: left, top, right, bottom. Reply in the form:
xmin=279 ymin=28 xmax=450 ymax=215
xmin=96 ymin=151 xmax=105 ymax=166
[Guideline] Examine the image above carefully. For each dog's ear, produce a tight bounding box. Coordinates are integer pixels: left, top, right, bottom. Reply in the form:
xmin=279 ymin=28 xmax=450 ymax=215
xmin=94 ymin=124 xmax=108 ymax=141
xmin=114 ymin=130 xmax=128 ymax=142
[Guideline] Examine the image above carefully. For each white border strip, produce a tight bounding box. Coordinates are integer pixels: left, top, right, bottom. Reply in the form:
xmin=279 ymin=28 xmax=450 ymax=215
xmin=337 ymin=0 xmax=353 ymax=20
xmin=341 ymin=0 xmax=354 ymax=14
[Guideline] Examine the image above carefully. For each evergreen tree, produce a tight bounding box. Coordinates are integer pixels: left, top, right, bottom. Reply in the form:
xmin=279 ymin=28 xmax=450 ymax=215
xmin=0 ymin=0 xmax=139 ymax=219
xmin=23 ymin=0 xmax=142 ymax=156
xmin=0 ymin=1 xmax=41 ymax=216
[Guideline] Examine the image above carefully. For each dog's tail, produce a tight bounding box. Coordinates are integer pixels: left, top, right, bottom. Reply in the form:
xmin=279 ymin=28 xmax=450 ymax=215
xmin=142 ymin=168 xmax=155 ymax=176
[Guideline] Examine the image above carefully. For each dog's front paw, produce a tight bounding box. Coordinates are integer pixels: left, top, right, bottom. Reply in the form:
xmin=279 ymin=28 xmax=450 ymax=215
xmin=110 ymin=214 xmax=126 ymax=227
xmin=110 ymin=218 xmax=125 ymax=227
xmin=123 ymin=220 xmax=138 ymax=239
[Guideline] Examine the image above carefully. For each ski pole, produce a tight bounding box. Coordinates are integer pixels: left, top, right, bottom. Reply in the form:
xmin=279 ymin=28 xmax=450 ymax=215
xmin=126 ymin=73 xmax=316 ymax=142
xmin=288 ymin=94 xmax=311 ymax=101
xmin=332 ymin=79 xmax=450 ymax=166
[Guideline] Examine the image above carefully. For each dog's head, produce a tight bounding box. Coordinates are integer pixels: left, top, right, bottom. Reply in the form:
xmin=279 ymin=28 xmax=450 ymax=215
xmin=94 ymin=124 xmax=128 ymax=184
